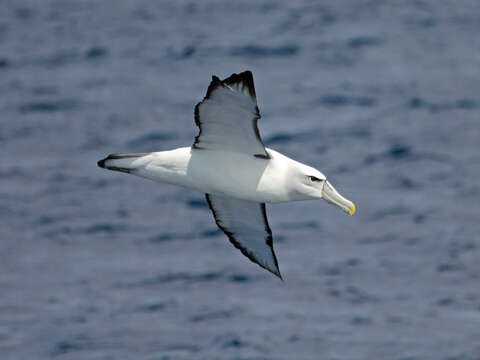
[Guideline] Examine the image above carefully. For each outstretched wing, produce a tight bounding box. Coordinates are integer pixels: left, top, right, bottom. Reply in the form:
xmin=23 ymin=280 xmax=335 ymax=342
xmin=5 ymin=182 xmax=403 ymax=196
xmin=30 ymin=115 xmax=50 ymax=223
xmin=205 ymin=194 xmax=281 ymax=278
xmin=193 ymin=71 xmax=269 ymax=159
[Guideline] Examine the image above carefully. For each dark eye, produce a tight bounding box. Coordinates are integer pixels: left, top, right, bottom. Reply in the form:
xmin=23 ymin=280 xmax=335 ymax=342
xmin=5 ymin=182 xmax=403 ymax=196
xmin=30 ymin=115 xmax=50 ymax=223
xmin=309 ymin=176 xmax=321 ymax=182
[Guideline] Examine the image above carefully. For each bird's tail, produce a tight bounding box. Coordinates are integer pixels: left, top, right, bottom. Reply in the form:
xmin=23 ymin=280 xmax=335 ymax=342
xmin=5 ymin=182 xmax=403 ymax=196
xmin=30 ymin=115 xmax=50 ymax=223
xmin=97 ymin=153 xmax=149 ymax=173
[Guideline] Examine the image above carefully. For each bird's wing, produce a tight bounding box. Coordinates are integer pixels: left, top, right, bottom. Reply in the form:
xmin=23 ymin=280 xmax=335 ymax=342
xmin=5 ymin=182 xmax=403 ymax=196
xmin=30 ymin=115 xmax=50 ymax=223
xmin=193 ymin=71 xmax=269 ymax=159
xmin=205 ymin=194 xmax=281 ymax=278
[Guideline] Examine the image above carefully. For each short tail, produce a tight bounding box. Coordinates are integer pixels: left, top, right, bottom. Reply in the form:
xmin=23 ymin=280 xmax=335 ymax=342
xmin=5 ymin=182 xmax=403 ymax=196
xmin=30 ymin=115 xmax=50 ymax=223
xmin=97 ymin=153 xmax=149 ymax=173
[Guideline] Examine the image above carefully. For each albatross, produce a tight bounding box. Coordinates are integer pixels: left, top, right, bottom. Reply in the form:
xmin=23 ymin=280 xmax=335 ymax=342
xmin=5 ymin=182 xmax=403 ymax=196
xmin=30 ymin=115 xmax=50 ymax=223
xmin=98 ymin=71 xmax=355 ymax=279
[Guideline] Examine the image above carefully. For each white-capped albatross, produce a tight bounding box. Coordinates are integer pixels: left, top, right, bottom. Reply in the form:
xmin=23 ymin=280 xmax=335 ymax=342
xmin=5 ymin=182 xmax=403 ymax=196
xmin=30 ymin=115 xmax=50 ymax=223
xmin=98 ymin=71 xmax=355 ymax=279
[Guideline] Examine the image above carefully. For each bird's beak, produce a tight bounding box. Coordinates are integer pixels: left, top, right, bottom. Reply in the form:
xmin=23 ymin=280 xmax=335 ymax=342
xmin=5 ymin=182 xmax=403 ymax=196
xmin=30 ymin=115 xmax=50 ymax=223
xmin=321 ymin=180 xmax=356 ymax=216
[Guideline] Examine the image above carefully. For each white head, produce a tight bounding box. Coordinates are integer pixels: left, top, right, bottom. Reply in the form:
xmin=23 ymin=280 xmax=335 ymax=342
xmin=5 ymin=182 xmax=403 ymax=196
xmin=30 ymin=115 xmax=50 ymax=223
xmin=289 ymin=163 xmax=356 ymax=216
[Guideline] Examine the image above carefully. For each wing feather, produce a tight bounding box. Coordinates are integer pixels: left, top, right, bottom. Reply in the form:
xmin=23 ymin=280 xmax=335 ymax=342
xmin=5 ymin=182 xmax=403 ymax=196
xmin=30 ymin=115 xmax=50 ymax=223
xmin=193 ymin=71 xmax=269 ymax=158
xmin=205 ymin=193 xmax=281 ymax=279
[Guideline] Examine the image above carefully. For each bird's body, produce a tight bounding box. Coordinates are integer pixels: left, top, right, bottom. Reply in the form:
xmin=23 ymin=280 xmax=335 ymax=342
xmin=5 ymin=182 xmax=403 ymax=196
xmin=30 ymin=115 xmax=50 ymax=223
xmin=104 ymin=147 xmax=321 ymax=203
xmin=98 ymin=71 xmax=355 ymax=278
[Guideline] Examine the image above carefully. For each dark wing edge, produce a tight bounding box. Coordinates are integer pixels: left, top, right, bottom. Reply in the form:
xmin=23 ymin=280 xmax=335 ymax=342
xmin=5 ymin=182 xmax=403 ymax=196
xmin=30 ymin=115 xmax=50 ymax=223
xmin=205 ymin=194 xmax=282 ymax=279
xmin=193 ymin=71 xmax=270 ymax=159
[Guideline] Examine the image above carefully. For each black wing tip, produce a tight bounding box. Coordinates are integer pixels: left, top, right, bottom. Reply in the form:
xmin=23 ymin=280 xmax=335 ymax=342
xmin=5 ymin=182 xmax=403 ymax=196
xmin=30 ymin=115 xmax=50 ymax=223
xmin=223 ymin=70 xmax=256 ymax=100
xmin=228 ymin=232 xmax=282 ymax=280
xmin=224 ymin=70 xmax=253 ymax=81
xmin=204 ymin=70 xmax=256 ymax=100
xmin=275 ymin=269 xmax=284 ymax=281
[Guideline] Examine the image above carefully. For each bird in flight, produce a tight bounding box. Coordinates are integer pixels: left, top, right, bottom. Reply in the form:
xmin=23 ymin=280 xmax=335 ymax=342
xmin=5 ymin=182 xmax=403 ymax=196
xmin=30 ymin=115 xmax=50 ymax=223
xmin=98 ymin=71 xmax=355 ymax=279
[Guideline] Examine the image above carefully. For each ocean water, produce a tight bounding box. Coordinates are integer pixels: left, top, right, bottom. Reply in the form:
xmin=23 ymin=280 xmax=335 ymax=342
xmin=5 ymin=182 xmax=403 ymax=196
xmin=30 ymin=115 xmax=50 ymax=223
xmin=2 ymin=1 xmax=480 ymax=359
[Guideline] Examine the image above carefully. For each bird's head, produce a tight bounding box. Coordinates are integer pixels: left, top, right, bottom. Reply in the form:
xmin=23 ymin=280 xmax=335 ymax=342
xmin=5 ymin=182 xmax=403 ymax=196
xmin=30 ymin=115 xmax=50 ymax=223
xmin=290 ymin=165 xmax=356 ymax=216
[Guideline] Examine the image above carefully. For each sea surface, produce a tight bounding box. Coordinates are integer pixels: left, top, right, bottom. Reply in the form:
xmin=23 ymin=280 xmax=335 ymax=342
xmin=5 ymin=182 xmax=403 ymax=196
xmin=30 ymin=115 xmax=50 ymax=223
xmin=2 ymin=1 xmax=480 ymax=359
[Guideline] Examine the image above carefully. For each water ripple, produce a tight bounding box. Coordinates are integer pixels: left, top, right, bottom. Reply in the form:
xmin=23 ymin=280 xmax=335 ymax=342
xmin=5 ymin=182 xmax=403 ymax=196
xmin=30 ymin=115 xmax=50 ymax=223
xmin=230 ymin=44 xmax=300 ymax=57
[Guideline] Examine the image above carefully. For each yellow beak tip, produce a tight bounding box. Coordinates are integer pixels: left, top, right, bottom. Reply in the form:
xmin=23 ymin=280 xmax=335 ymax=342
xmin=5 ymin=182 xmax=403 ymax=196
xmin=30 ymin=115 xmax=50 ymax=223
xmin=348 ymin=203 xmax=356 ymax=216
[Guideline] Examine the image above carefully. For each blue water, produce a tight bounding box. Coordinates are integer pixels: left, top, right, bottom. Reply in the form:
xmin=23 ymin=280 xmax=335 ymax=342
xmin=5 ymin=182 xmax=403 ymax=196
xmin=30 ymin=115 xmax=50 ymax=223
xmin=2 ymin=1 xmax=480 ymax=359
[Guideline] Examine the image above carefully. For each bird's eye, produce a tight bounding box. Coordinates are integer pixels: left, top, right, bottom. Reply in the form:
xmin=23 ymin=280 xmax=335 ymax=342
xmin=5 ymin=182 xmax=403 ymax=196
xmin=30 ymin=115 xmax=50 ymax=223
xmin=309 ymin=176 xmax=321 ymax=182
